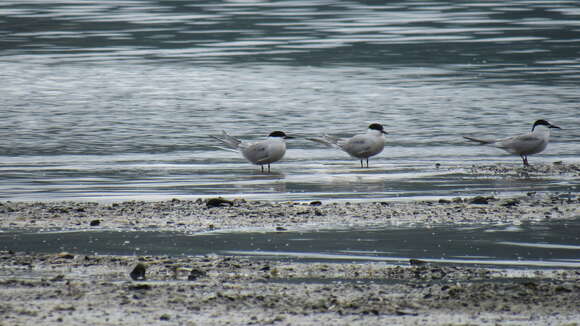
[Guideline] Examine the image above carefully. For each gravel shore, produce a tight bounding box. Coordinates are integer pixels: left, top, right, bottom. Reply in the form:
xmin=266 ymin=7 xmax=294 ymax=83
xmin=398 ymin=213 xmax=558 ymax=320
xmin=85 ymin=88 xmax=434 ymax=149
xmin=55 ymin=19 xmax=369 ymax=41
xmin=1 ymin=192 xmax=578 ymax=233
xmin=1 ymin=163 xmax=579 ymax=325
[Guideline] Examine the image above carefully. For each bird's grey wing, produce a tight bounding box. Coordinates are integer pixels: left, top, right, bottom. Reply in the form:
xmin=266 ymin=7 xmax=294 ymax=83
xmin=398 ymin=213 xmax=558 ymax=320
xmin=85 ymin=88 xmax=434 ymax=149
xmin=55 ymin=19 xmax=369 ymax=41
xmin=244 ymin=143 xmax=270 ymax=163
xmin=496 ymin=134 xmax=543 ymax=150
xmin=341 ymin=136 xmax=374 ymax=156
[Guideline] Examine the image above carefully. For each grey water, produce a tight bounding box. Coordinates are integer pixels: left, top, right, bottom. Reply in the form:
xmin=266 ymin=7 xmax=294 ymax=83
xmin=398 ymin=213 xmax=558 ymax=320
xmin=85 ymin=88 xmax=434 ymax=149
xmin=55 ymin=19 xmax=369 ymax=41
xmin=2 ymin=217 xmax=580 ymax=268
xmin=1 ymin=0 xmax=580 ymax=202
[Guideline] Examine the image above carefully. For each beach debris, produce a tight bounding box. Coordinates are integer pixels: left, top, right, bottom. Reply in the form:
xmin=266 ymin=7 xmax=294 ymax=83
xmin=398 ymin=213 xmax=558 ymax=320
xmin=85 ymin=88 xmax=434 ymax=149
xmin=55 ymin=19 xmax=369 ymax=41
xmin=130 ymin=263 xmax=147 ymax=280
xmin=206 ymin=197 xmax=234 ymax=208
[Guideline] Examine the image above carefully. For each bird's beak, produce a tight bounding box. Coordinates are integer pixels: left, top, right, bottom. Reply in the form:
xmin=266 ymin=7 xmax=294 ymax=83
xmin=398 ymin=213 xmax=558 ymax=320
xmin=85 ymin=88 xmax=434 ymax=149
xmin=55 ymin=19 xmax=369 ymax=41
xmin=382 ymin=131 xmax=388 ymax=135
xmin=550 ymin=124 xmax=562 ymax=129
xmin=284 ymin=135 xmax=295 ymax=139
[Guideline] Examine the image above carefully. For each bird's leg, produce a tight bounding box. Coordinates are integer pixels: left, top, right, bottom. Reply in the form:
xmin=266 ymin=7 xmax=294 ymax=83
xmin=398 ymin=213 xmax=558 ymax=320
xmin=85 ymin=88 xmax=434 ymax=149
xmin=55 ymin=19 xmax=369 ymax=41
xmin=267 ymin=164 xmax=271 ymax=173
xmin=261 ymin=165 xmax=264 ymax=173
xmin=366 ymin=158 xmax=369 ymax=168
xmin=521 ymin=155 xmax=529 ymax=167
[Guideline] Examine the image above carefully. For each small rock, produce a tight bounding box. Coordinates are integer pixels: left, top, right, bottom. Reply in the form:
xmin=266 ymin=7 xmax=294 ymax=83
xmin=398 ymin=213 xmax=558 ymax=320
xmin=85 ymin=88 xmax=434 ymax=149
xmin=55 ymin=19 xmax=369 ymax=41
xmin=409 ymin=259 xmax=428 ymax=266
xmin=89 ymin=219 xmax=101 ymax=226
xmin=188 ymin=268 xmax=207 ymax=281
xmin=501 ymin=199 xmax=520 ymax=207
xmin=275 ymin=226 xmax=287 ymax=231
xmin=130 ymin=263 xmax=147 ymax=280
xmin=309 ymin=201 xmax=322 ymax=206
xmin=396 ymin=309 xmax=418 ymax=316
xmin=206 ymin=197 xmax=234 ymax=208
xmin=469 ymin=196 xmax=494 ymax=205
xmin=128 ymin=284 xmax=151 ymax=291
xmin=50 ymin=274 xmax=65 ymax=282
xmin=57 ymin=252 xmax=75 ymax=259
xmin=438 ymin=199 xmax=451 ymax=204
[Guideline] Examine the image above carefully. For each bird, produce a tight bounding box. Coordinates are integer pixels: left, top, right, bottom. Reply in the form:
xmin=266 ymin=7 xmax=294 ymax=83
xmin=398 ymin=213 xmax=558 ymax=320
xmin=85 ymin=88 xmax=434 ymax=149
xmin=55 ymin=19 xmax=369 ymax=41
xmin=308 ymin=123 xmax=388 ymax=168
xmin=210 ymin=130 xmax=293 ymax=172
xmin=463 ymin=119 xmax=561 ymax=166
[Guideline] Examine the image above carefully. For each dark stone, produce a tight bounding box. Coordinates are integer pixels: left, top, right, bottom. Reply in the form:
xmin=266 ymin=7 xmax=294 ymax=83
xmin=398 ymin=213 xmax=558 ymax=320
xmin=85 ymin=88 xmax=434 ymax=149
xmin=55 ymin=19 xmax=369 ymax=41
xmin=409 ymin=259 xmax=428 ymax=266
xmin=128 ymin=284 xmax=151 ymax=291
xmin=89 ymin=219 xmax=101 ymax=226
xmin=206 ymin=197 xmax=234 ymax=208
xmin=502 ymin=199 xmax=520 ymax=207
xmin=469 ymin=196 xmax=494 ymax=205
xmin=188 ymin=268 xmax=207 ymax=281
xmin=130 ymin=263 xmax=147 ymax=280
xmin=309 ymin=201 xmax=322 ymax=206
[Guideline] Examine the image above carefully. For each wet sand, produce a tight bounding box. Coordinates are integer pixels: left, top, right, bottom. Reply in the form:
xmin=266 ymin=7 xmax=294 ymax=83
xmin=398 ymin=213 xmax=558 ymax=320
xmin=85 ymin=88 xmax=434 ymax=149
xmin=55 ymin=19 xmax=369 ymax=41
xmin=1 ymin=163 xmax=579 ymax=325
xmin=1 ymin=252 xmax=579 ymax=326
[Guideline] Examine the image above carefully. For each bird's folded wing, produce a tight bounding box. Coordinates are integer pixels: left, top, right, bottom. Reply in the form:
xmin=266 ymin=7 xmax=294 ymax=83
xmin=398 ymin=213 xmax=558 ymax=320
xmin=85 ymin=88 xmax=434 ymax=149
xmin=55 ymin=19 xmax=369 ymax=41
xmin=246 ymin=143 xmax=270 ymax=163
xmin=496 ymin=134 xmax=542 ymax=149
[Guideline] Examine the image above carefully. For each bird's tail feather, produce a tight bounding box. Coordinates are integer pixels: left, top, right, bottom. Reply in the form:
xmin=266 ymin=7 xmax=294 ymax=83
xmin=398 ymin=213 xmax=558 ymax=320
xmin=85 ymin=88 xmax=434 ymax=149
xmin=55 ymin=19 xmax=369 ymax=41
xmin=210 ymin=130 xmax=242 ymax=150
xmin=463 ymin=136 xmax=495 ymax=145
xmin=306 ymin=134 xmax=340 ymax=148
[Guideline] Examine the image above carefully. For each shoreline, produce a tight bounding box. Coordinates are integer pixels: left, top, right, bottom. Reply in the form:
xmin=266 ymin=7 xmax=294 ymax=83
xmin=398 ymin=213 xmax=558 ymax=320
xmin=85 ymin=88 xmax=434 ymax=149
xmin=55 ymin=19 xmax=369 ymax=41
xmin=1 ymin=163 xmax=579 ymax=325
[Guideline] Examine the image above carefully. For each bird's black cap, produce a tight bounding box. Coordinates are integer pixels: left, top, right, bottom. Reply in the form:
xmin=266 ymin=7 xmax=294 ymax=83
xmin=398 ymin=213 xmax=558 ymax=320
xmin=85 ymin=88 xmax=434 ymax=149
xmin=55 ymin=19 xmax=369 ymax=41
xmin=368 ymin=123 xmax=387 ymax=134
xmin=269 ymin=131 xmax=293 ymax=138
xmin=532 ymin=119 xmax=561 ymax=131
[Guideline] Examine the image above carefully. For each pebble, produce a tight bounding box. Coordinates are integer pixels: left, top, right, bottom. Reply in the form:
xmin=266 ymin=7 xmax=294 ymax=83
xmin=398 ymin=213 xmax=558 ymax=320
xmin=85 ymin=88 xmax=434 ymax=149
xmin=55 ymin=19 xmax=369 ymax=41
xmin=130 ymin=263 xmax=147 ymax=280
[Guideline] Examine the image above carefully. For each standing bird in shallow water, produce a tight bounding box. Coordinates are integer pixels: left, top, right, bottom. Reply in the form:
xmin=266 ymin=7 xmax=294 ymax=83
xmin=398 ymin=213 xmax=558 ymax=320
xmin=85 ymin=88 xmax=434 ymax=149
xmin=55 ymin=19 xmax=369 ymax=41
xmin=463 ymin=119 xmax=561 ymax=166
xmin=308 ymin=123 xmax=388 ymax=168
xmin=211 ymin=130 xmax=293 ymax=172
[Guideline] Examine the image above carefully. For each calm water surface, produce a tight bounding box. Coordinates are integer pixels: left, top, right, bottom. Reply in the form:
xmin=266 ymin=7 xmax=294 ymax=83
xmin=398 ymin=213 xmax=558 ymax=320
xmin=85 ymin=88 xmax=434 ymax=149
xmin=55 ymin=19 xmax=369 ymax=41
xmin=1 ymin=0 xmax=580 ymax=202
xmin=2 ymin=218 xmax=580 ymax=268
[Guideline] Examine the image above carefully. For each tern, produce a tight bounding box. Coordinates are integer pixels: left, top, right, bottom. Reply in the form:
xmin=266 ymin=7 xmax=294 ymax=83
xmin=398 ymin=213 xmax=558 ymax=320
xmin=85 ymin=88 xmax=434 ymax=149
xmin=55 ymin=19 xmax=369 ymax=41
xmin=211 ymin=130 xmax=293 ymax=172
xmin=308 ymin=123 xmax=388 ymax=168
xmin=463 ymin=119 xmax=561 ymax=166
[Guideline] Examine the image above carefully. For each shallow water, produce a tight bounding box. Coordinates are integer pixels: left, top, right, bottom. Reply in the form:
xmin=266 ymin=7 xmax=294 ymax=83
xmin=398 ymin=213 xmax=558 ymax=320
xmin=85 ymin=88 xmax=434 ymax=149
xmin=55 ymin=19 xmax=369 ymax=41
xmin=2 ymin=217 xmax=580 ymax=268
xmin=1 ymin=0 xmax=580 ymax=202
